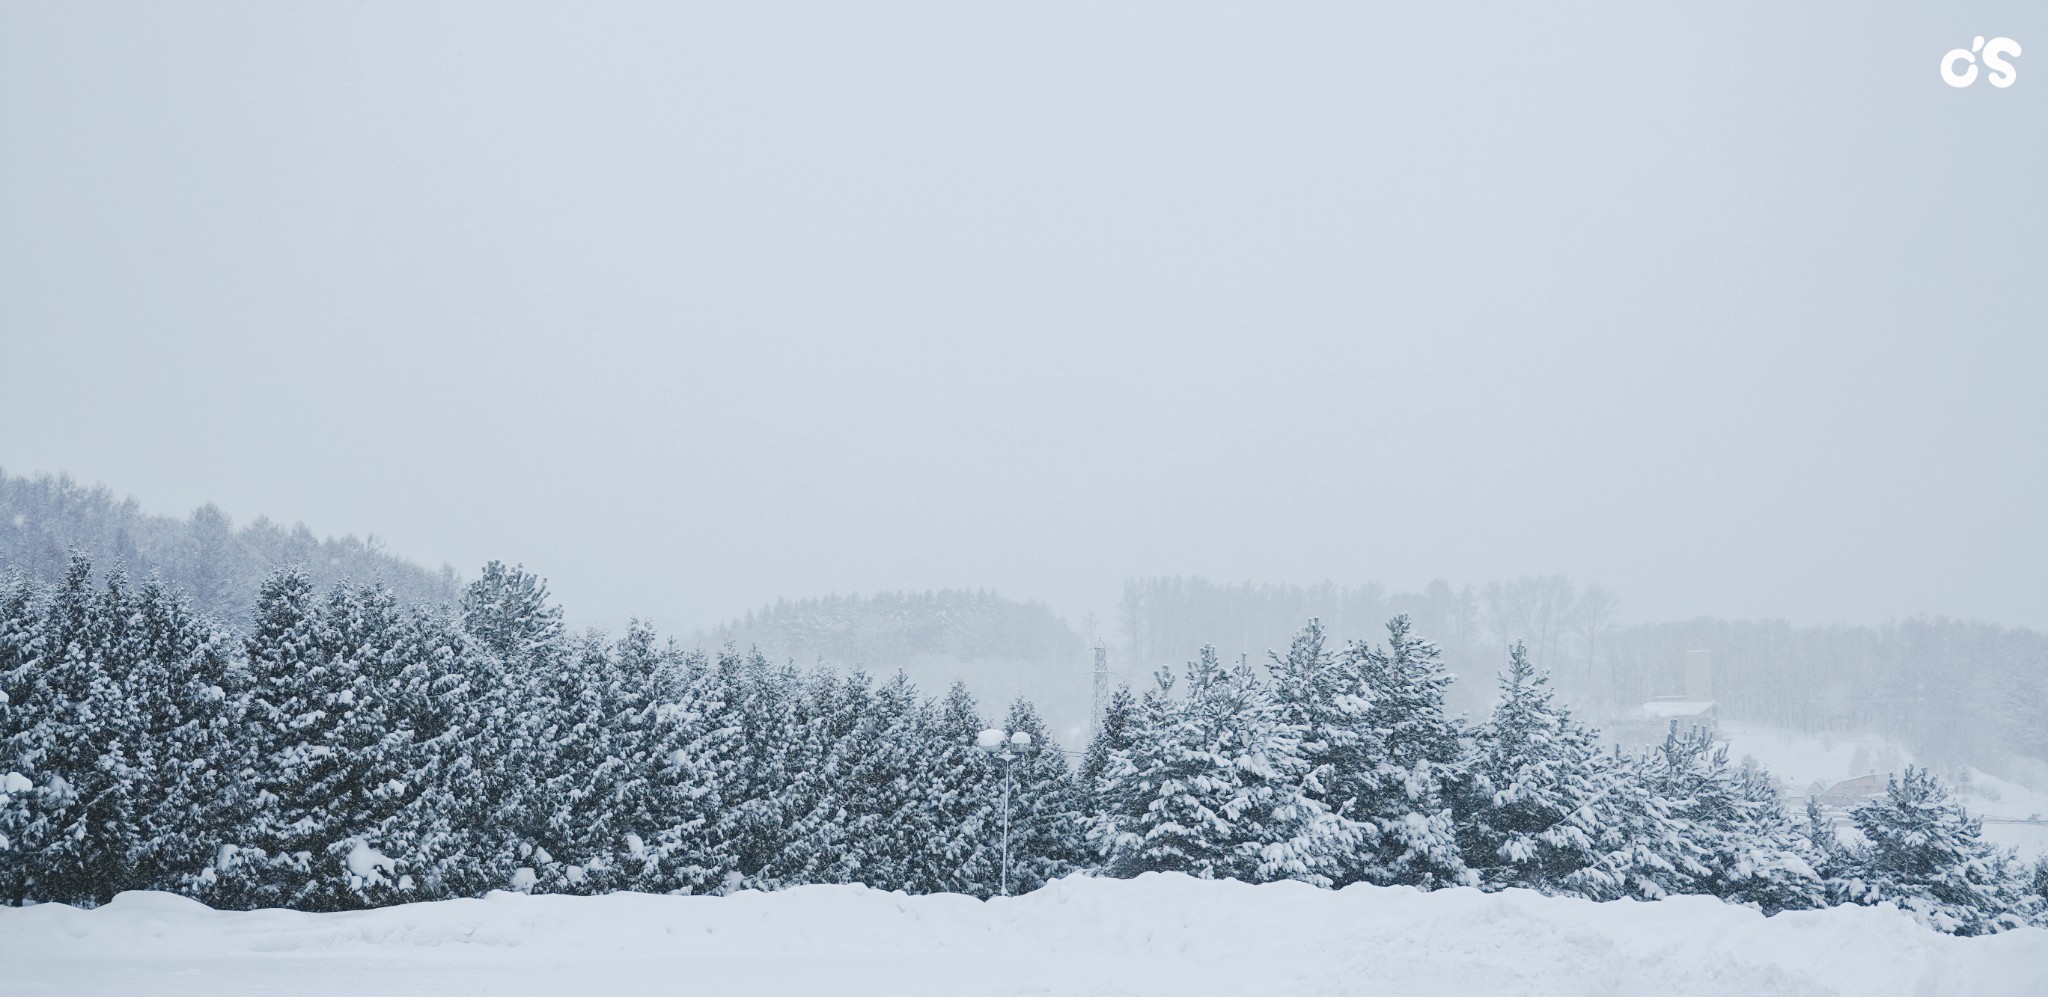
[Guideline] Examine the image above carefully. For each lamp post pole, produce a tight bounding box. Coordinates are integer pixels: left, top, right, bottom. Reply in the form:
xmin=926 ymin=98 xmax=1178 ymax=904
xmin=977 ymin=727 xmax=1033 ymax=897
xmin=999 ymin=750 xmax=1013 ymax=897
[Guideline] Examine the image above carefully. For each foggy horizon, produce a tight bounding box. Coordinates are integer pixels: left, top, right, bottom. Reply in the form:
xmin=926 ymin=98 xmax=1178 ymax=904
xmin=7 ymin=463 xmax=2044 ymax=648
xmin=6 ymin=3 xmax=2045 ymax=638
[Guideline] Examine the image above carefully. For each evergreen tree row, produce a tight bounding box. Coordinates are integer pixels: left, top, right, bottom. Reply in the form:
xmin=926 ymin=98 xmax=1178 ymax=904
xmin=1 ymin=558 xmax=2041 ymax=935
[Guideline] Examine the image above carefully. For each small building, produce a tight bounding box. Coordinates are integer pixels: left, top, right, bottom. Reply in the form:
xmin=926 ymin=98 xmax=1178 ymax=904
xmin=1816 ymin=774 xmax=1889 ymax=808
xmin=1609 ymin=649 xmax=1721 ymax=748
xmin=1642 ymin=696 xmax=1719 ymax=736
xmin=1644 ymin=649 xmax=1719 ymax=736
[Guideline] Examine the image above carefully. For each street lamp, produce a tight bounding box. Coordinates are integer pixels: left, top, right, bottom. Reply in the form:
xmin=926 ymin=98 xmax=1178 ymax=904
xmin=975 ymin=727 xmax=1034 ymax=896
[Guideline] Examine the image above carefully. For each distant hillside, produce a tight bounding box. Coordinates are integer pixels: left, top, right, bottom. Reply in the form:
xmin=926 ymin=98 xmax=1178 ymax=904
xmin=0 ymin=468 xmax=459 ymax=623
xmin=700 ymin=589 xmax=1091 ymax=738
xmin=1116 ymin=574 xmax=2048 ymax=775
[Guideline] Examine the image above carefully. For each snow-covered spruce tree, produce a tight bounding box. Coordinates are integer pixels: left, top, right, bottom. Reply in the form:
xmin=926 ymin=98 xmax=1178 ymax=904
xmin=1337 ymin=616 xmax=1471 ymax=888
xmin=461 ymin=561 xmax=565 ymax=663
xmin=0 ymin=571 xmax=39 ymax=886
xmin=1090 ymin=647 xmax=1334 ymax=885
xmin=362 ymin=593 xmax=529 ymax=905
xmin=437 ymin=561 xmax=579 ymax=897
xmin=1799 ymin=796 xmax=1857 ymax=909
xmin=380 ymin=610 xmax=491 ymax=902
xmin=1553 ymin=747 xmax=1689 ymax=901
xmin=215 ymin=567 xmax=364 ymax=910
xmin=0 ymin=557 xmax=147 ymax=905
xmin=1080 ymin=683 xmax=1137 ymax=800
xmin=828 ymin=671 xmax=945 ymax=893
xmin=1265 ymin=618 xmax=1375 ymax=883
xmin=998 ymin=697 xmax=1089 ymax=892
xmin=1722 ymin=757 xmax=1828 ymax=912
xmin=757 ymin=667 xmax=876 ymax=888
xmin=912 ymin=681 xmax=1002 ymax=895
xmin=707 ymin=647 xmax=808 ymax=891
xmin=124 ymin=577 xmax=260 ymax=897
xmin=523 ymin=628 xmax=625 ymax=893
xmin=1459 ymin=641 xmax=1608 ymax=893
xmin=2031 ymin=857 xmax=2048 ymax=925
xmin=1839 ymin=766 xmax=2035 ymax=935
xmin=1635 ymin=725 xmax=1823 ymax=912
xmin=309 ymin=582 xmax=442 ymax=908
xmin=634 ymin=645 xmax=736 ymax=895
xmin=546 ymin=623 xmax=730 ymax=896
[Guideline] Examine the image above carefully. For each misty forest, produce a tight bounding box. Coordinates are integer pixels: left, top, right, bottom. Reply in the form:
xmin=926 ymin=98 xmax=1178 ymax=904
xmin=6 ymin=2 xmax=2045 ymax=991
xmin=3 ymin=472 xmax=2046 ymax=937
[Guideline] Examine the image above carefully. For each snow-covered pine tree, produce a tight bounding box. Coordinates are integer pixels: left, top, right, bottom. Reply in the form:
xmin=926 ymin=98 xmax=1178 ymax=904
xmin=2030 ymin=857 xmax=2048 ymax=926
xmin=634 ymin=645 xmax=736 ymax=895
xmin=1553 ymin=746 xmax=1689 ymax=901
xmin=1079 ymin=683 xmax=1136 ymax=800
xmin=912 ymin=681 xmax=1001 ymax=895
xmin=1087 ymin=666 xmax=1185 ymax=876
xmin=1090 ymin=647 xmax=1333 ymax=885
xmin=124 ymin=577 xmax=258 ymax=897
xmin=999 ymin=697 xmax=1088 ymax=893
xmin=827 ymin=671 xmax=941 ymax=892
xmin=1460 ymin=641 xmax=1606 ymax=893
xmin=1265 ymin=618 xmax=1375 ymax=882
xmin=1799 ymin=796 xmax=1855 ymax=908
xmin=757 ymin=667 xmax=873 ymax=888
xmin=308 ymin=582 xmax=435 ymax=908
xmin=549 ymin=622 xmax=719 ymax=896
xmin=217 ymin=567 xmax=356 ymax=909
xmin=0 ymin=570 xmax=39 ymax=887
xmin=1840 ymin=766 xmax=2033 ymax=935
xmin=707 ymin=647 xmax=808 ymax=891
xmin=1635 ymin=725 xmax=1823 ymax=912
xmin=0 ymin=557 xmax=147 ymax=904
xmin=460 ymin=561 xmax=565 ymax=662
xmin=1720 ymin=757 xmax=1827 ymax=913
xmin=1340 ymin=615 xmax=1471 ymax=888
xmin=437 ymin=562 xmax=573 ymax=896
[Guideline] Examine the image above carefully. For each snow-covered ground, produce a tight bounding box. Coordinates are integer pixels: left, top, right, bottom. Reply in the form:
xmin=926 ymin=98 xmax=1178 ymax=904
xmin=3 ymin=874 xmax=2041 ymax=997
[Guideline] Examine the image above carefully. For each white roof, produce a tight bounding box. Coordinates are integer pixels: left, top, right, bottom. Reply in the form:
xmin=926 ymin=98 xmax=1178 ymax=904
xmin=1643 ymin=699 xmax=1718 ymax=718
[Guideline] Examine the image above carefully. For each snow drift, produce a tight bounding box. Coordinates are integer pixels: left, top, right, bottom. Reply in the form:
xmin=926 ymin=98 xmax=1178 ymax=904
xmin=2 ymin=874 xmax=2040 ymax=997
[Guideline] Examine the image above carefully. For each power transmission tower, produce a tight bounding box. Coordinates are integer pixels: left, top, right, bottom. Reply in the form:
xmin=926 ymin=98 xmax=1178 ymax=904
xmin=1092 ymin=639 xmax=1108 ymax=734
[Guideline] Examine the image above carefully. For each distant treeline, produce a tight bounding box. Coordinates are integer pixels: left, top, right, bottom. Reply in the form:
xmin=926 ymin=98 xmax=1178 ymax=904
xmin=0 ymin=470 xmax=459 ymax=623
xmin=1115 ymin=576 xmax=2048 ymax=767
xmin=703 ymin=589 xmax=1082 ymax=669
xmin=700 ymin=590 xmax=1093 ymax=736
xmin=2 ymin=559 xmax=2043 ymax=935
xmin=6 ymin=472 xmax=2043 ymax=773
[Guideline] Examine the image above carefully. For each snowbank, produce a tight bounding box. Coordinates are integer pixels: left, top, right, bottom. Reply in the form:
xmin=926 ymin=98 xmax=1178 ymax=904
xmin=2 ymin=874 xmax=2040 ymax=996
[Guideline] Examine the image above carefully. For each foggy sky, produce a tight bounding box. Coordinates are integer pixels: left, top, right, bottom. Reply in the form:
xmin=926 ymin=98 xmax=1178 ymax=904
xmin=3 ymin=3 xmax=2043 ymax=637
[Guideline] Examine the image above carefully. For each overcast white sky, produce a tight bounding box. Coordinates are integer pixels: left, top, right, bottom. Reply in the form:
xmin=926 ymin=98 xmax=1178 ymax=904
xmin=3 ymin=3 xmax=2043 ymax=635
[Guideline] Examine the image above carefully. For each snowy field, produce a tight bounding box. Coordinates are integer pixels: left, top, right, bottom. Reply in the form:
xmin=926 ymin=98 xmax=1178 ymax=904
xmin=1715 ymin=723 xmax=2048 ymax=858
xmin=2 ymin=875 xmax=2042 ymax=997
